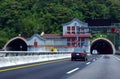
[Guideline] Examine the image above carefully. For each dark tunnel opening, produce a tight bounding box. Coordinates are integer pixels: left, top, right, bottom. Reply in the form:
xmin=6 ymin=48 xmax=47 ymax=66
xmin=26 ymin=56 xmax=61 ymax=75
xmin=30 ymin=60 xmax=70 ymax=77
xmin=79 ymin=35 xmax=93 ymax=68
xmin=91 ymin=39 xmax=114 ymax=54
xmin=6 ymin=39 xmax=27 ymax=51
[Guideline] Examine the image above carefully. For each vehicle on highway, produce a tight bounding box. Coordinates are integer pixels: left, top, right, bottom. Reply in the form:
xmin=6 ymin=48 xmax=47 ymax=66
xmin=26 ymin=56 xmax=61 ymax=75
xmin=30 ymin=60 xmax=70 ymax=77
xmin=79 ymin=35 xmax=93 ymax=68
xmin=92 ymin=50 xmax=98 ymax=55
xmin=71 ymin=49 xmax=87 ymax=61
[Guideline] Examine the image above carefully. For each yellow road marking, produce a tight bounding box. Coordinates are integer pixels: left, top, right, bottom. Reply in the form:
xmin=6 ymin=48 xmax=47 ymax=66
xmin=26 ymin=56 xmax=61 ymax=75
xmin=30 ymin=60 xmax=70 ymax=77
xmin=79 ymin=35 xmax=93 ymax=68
xmin=0 ymin=59 xmax=69 ymax=72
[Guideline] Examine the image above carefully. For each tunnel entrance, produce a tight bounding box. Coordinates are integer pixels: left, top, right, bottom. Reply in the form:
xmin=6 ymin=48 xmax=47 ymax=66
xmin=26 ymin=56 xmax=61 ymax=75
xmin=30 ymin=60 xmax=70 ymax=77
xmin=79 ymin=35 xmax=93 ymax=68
xmin=90 ymin=38 xmax=115 ymax=54
xmin=4 ymin=37 xmax=27 ymax=51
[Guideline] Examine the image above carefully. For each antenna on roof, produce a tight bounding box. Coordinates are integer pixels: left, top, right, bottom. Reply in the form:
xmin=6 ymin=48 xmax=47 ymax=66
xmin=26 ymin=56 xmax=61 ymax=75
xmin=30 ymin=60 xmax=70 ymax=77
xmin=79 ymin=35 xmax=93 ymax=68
xmin=41 ymin=32 xmax=44 ymax=36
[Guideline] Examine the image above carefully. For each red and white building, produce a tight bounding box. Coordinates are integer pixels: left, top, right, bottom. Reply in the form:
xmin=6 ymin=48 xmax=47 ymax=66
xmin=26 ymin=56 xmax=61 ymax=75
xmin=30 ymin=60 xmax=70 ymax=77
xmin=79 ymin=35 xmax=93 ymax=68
xmin=27 ymin=18 xmax=92 ymax=52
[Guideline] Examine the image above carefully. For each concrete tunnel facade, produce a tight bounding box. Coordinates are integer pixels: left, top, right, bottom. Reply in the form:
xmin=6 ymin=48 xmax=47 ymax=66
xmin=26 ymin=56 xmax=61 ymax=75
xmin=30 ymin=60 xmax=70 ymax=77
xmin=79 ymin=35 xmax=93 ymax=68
xmin=3 ymin=37 xmax=27 ymax=51
xmin=90 ymin=38 xmax=115 ymax=54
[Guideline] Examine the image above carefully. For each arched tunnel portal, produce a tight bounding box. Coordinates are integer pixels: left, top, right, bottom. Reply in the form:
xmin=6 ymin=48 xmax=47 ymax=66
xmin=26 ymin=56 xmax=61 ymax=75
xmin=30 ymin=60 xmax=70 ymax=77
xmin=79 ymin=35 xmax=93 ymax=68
xmin=3 ymin=37 xmax=27 ymax=51
xmin=90 ymin=38 xmax=115 ymax=54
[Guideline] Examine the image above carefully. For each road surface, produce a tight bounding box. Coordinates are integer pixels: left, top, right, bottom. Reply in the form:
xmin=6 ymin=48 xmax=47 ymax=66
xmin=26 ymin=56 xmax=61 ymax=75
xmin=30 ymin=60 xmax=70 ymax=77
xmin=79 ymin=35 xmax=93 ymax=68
xmin=0 ymin=55 xmax=120 ymax=79
xmin=67 ymin=55 xmax=120 ymax=79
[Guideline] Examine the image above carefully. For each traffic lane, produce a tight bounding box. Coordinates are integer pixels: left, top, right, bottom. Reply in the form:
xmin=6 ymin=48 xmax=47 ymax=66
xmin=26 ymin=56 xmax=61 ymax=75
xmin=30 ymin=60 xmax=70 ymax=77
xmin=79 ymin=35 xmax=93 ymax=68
xmin=0 ymin=56 xmax=98 ymax=79
xmin=67 ymin=55 xmax=120 ymax=79
xmin=113 ymin=55 xmax=120 ymax=61
xmin=0 ymin=59 xmax=86 ymax=79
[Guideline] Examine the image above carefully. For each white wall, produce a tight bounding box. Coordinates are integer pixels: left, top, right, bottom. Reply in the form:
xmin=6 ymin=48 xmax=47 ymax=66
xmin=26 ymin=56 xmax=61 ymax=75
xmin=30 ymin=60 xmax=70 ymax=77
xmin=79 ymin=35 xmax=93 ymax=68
xmin=27 ymin=36 xmax=45 ymax=46
xmin=27 ymin=35 xmax=45 ymax=51
xmin=45 ymin=38 xmax=67 ymax=46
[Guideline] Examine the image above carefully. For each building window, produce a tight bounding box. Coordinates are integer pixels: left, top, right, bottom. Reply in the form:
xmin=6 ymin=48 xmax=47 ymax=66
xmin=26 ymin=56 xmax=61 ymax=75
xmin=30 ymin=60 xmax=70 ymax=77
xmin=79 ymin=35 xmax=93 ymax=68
xmin=34 ymin=42 xmax=38 ymax=47
xmin=78 ymin=43 xmax=81 ymax=47
xmin=78 ymin=37 xmax=81 ymax=41
xmin=72 ymin=37 xmax=75 ymax=41
xmin=72 ymin=32 xmax=75 ymax=34
xmin=34 ymin=39 xmax=38 ymax=47
xmin=67 ymin=26 xmax=70 ymax=30
xmin=67 ymin=43 xmax=71 ymax=47
xmin=80 ymin=27 xmax=84 ymax=33
xmin=81 ymin=38 xmax=85 ymax=41
xmin=67 ymin=32 xmax=70 ymax=34
xmin=72 ymin=26 xmax=75 ymax=30
xmin=72 ymin=26 xmax=75 ymax=34
xmin=67 ymin=26 xmax=71 ymax=34
xmin=72 ymin=43 xmax=75 ymax=47
xmin=81 ymin=27 xmax=84 ymax=30
xmin=67 ymin=38 xmax=70 ymax=41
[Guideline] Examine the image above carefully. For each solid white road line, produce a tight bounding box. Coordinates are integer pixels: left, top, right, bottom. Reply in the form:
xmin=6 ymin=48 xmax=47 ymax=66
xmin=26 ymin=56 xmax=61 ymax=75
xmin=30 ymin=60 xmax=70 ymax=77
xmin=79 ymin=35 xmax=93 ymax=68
xmin=66 ymin=68 xmax=79 ymax=74
xmin=86 ymin=62 xmax=91 ymax=65
xmin=113 ymin=55 xmax=120 ymax=61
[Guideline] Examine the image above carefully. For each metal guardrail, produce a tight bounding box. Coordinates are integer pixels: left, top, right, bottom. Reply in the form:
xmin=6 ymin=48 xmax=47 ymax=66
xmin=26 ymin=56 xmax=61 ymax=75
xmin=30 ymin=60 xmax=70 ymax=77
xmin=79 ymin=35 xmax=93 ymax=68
xmin=0 ymin=51 xmax=72 ymax=57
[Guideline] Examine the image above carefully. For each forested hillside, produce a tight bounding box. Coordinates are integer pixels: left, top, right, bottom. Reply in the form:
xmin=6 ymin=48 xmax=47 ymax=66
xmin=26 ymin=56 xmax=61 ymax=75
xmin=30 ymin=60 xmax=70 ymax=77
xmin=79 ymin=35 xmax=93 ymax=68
xmin=0 ymin=0 xmax=120 ymax=48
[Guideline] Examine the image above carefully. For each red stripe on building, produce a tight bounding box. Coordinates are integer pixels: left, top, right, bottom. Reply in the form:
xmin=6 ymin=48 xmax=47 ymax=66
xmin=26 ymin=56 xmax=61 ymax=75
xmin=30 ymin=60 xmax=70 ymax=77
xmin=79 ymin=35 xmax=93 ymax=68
xmin=63 ymin=34 xmax=92 ymax=37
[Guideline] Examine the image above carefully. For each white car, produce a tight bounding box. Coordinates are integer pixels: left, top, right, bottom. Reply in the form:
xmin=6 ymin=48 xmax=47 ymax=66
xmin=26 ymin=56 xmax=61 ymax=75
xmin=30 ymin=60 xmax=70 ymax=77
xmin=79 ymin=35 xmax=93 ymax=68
xmin=92 ymin=50 xmax=98 ymax=54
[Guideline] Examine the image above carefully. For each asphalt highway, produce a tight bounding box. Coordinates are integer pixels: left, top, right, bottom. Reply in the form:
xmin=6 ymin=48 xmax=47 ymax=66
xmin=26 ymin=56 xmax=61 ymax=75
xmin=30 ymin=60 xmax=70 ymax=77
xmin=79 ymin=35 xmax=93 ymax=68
xmin=0 ymin=55 xmax=119 ymax=79
xmin=67 ymin=55 xmax=120 ymax=79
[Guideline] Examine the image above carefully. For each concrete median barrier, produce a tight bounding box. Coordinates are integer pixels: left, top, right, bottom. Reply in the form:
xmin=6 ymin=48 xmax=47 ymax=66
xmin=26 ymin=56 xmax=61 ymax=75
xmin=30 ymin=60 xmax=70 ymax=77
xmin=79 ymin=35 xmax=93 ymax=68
xmin=0 ymin=53 xmax=71 ymax=68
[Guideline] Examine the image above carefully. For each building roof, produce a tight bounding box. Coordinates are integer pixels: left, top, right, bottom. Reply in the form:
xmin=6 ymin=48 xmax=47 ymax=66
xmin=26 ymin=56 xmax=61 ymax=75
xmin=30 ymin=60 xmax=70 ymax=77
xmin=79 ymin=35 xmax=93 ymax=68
xmin=27 ymin=34 xmax=45 ymax=41
xmin=42 ymin=34 xmax=63 ymax=38
xmin=63 ymin=33 xmax=92 ymax=37
xmin=62 ymin=18 xmax=88 ymax=26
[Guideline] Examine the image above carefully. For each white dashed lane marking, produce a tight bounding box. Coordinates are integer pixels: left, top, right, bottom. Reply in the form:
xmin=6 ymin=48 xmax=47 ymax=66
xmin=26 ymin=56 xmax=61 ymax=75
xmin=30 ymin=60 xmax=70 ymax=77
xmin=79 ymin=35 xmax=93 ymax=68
xmin=66 ymin=68 xmax=79 ymax=74
xmin=86 ymin=62 xmax=91 ymax=65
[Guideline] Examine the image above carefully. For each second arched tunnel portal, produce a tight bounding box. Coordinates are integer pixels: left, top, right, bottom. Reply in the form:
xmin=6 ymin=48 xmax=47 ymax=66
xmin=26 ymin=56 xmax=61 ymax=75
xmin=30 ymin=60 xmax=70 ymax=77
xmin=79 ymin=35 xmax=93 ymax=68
xmin=3 ymin=37 xmax=27 ymax=51
xmin=90 ymin=38 xmax=115 ymax=54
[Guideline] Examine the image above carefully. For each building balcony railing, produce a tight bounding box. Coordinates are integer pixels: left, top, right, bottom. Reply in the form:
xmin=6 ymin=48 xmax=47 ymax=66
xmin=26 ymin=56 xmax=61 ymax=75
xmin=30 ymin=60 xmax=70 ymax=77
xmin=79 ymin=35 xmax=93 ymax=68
xmin=63 ymin=34 xmax=92 ymax=37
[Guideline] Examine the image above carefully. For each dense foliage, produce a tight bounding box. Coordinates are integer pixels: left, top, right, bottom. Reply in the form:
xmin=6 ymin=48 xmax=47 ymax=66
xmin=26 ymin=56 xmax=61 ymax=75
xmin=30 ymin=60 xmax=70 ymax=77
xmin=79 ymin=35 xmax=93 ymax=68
xmin=0 ymin=0 xmax=120 ymax=48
